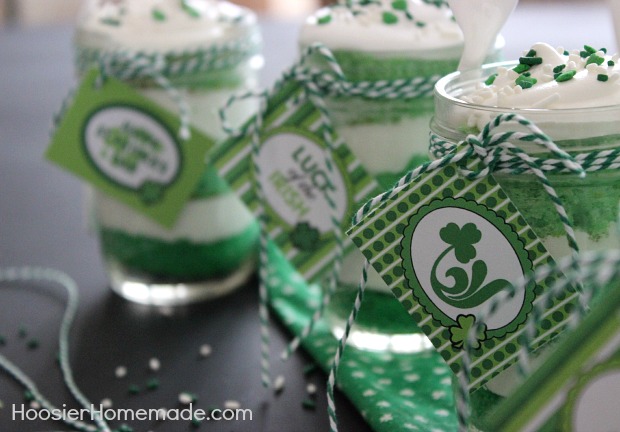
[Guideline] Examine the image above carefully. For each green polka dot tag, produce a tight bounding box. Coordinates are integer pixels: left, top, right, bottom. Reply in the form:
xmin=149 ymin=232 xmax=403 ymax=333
xmin=347 ymin=161 xmax=582 ymax=392
xmin=212 ymin=78 xmax=381 ymax=282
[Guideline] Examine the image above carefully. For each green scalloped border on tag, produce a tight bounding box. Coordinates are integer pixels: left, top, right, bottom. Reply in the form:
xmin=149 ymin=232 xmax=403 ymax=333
xmin=348 ymin=162 xmax=581 ymax=390
xmin=46 ymin=69 xmax=215 ymax=228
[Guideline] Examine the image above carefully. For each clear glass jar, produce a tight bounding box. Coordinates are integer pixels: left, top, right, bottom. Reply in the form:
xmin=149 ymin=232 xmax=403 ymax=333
xmin=310 ymin=44 xmax=504 ymax=352
xmin=433 ymin=62 xmax=620 ymax=430
xmin=74 ymin=0 xmax=262 ymax=306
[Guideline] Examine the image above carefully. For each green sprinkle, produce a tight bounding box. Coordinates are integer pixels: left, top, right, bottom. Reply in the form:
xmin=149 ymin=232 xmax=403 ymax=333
xmin=555 ymin=70 xmax=577 ymax=82
xmin=519 ymin=56 xmax=543 ymax=66
xmin=608 ymin=60 xmax=615 ymax=67
xmin=584 ymin=45 xmax=597 ymax=54
xmin=392 ymin=0 xmax=408 ymax=10
xmin=99 ymin=17 xmax=121 ymax=27
xmin=382 ymin=11 xmax=398 ymax=25
xmin=128 ymin=385 xmax=140 ymax=395
xmin=26 ymin=339 xmax=39 ymax=350
xmin=580 ymin=50 xmax=590 ymax=58
xmin=601 ymin=47 xmax=608 ymax=53
xmin=512 ymin=64 xmax=531 ymax=74
xmin=415 ymin=21 xmax=427 ymax=27
xmin=586 ymin=54 xmax=605 ymax=66
xmin=302 ymin=399 xmax=317 ymax=410
xmin=515 ymin=74 xmax=537 ymax=89
xmin=484 ymin=73 xmax=498 ymax=85
xmin=553 ymin=64 xmax=566 ymax=73
xmin=317 ymin=14 xmax=332 ymax=25
xmin=303 ymin=364 xmax=318 ymax=376
xmin=525 ymin=49 xmax=537 ymax=57
xmin=405 ymin=11 xmax=414 ymax=20
xmin=191 ymin=416 xmax=202 ymax=428
xmin=0 ymin=335 xmax=6 ymax=346
xmin=182 ymin=2 xmax=201 ymax=18
xmin=24 ymin=390 xmax=35 ymax=402
xmin=563 ymin=50 xmax=570 ymax=56
xmin=146 ymin=378 xmax=160 ymax=391
xmin=18 ymin=326 xmax=27 ymax=338
xmin=152 ymin=8 xmax=166 ymax=21
xmin=597 ymin=74 xmax=609 ymax=82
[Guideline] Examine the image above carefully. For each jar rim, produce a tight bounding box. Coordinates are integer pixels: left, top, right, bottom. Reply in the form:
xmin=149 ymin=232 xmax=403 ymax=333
xmin=434 ymin=60 xmax=620 ymax=115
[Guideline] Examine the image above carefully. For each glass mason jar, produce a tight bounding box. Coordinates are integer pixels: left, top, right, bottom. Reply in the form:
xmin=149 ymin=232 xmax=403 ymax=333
xmin=74 ymin=0 xmax=262 ymax=306
xmin=433 ymin=62 xmax=620 ymax=430
xmin=299 ymin=1 xmax=503 ymax=352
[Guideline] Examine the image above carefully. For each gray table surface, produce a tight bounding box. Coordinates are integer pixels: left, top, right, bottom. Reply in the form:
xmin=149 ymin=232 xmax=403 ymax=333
xmin=0 ymin=2 xmax=616 ymax=431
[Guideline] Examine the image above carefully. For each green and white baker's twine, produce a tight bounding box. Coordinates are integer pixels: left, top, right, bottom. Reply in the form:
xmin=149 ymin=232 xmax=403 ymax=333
xmin=353 ymin=114 xmax=585 ymax=260
xmin=0 ymin=267 xmax=111 ymax=432
xmin=219 ymin=42 xmax=440 ymax=386
xmin=456 ymin=249 xmax=620 ymax=431
xmin=94 ymin=50 xmax=192 ymax=140
xmin=326 ymin=259 xmax=369 ymax=432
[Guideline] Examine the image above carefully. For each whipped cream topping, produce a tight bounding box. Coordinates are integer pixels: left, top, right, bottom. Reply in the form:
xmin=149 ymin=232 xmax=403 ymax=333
xmin=75 ymin=0 xmax=258 ymax=52
xmin=299 ymin=0 xmax=464 ymax=57
xmin=463 ymin=42 xmax=620 ymax=109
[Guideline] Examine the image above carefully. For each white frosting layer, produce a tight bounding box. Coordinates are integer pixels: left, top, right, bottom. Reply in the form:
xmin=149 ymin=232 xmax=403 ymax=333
xmin=463 ymin=42 xmax=620 ymax=109
xmin=75 ymin=0 xmax=258 ymax=52
xmin=299 ymin=0 xmax=464 ymax=57
xmin=95 ymin=190 xmax=255 ymax=243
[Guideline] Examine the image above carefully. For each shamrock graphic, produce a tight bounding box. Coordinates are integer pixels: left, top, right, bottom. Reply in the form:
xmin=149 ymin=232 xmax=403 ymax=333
xmin=290 ymin=222 xmax=321 ymax=251
xmin=449 ymin=314 xmax=487 ymax=350
xmin=139 ymin=181 xmax=165 ymax=205
xmin=439 ymin=222 xmax=482 ymax=264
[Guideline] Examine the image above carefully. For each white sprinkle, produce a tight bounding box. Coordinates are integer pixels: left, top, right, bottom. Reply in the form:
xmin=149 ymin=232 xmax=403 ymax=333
xmin=556 ymin=46 xmax=565 ymax=55
xmin=224 ymin=400 xmax=241 ymax=410
xmin=178 ymin=392 xmax=195 ymax=405
xmin=29 ymin=401 xmax=41 ymax=409
xmin=542 ymin=64 xmax=553 ymax=73
xmin=273 ymin=375 xmax=286 ymax=393
xmin=100 ymin=398 xmax=113 ymax=409
xmin=567 ymin=60 xmax=578 ymax=70
xmin=513 ymin=85 xmax=523 ymax=94
xmin=149 ymin=357 xmax=161 ymax=371
xmin=115 ymin=366 xmax=127 ymax=378
xmin=306 ymin=383 xmax=317 ymax=396
xmin=199 ymin=344 xmax=212 ymax=358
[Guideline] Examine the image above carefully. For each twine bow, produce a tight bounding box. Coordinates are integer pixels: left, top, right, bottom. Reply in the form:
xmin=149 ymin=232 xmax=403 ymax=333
xmin=95 ymin=50 xmax=192 ymax=140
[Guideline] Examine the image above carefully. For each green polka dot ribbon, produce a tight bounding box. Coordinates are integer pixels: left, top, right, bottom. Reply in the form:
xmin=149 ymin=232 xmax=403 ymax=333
xmin=457 ymin=249 xmax=620 ymax=431
xmin=0 ymin=268 xmax=111 ymax=432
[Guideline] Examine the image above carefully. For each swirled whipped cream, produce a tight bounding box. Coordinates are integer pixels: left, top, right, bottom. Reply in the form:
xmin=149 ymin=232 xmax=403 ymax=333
xmin=299 ymin=0 xmax=464 ymax=57
xmin=75 ymin=0 xmax=258 ymax=52
xmin=463 ymin=42 xmax=620 ymax=109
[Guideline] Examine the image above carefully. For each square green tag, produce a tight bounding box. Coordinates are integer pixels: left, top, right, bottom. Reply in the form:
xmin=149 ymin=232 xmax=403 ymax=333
xmin=211 ymin=78 xmax=381 ymax=282
xmin=488 ymin=283 xmax=620 ymax=431
xmin=46 ymin=69 xmax=215 ymax=228
xmin=348 ymin=161 xmax=581 ymax=391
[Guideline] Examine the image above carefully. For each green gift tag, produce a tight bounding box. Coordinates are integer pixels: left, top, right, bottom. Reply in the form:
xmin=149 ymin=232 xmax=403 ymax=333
xmin=46 ymin=69 xmax=215 ymax=228
xmin=488 ymin=280 xmax=620 ymax=431
xmin=348 ymin=160 xmax=582 ymax=391
xmin=212 ymin=78 xmax=381 ymax=282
